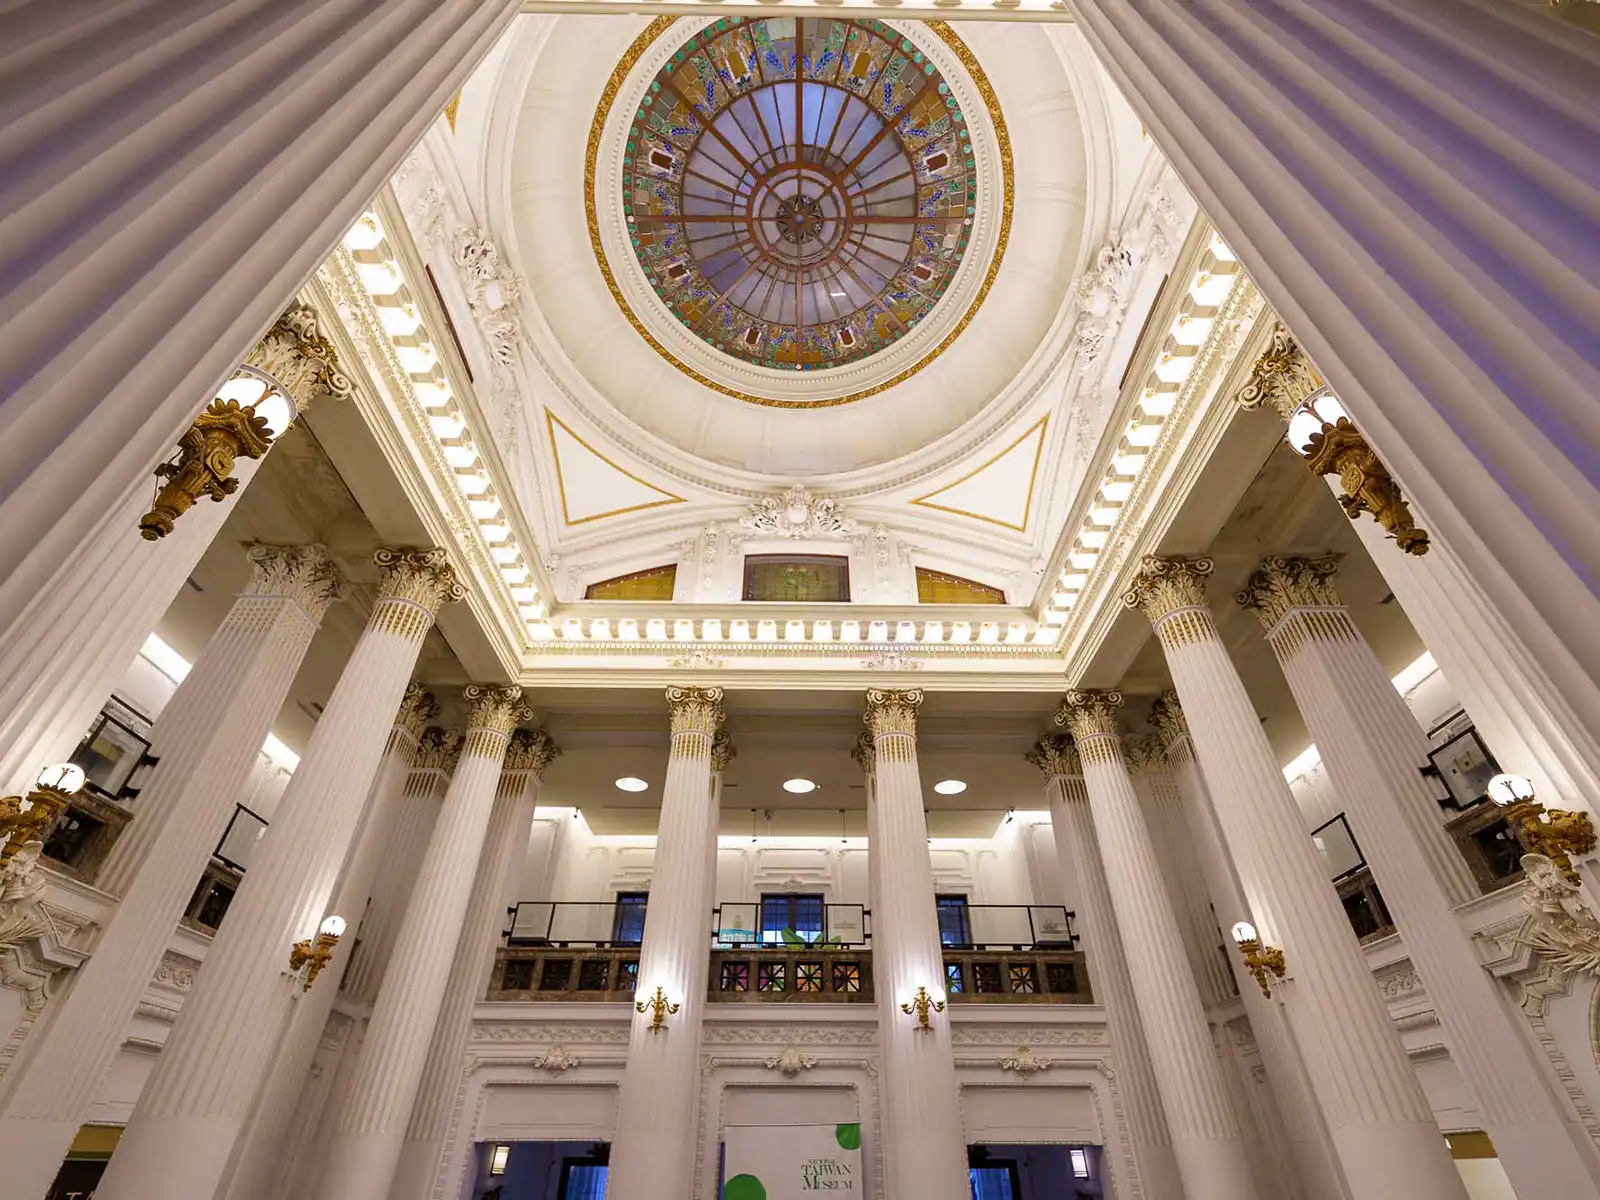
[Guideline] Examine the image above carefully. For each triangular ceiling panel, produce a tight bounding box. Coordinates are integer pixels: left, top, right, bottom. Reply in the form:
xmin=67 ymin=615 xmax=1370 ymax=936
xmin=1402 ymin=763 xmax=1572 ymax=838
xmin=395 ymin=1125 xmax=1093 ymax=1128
xmin=911 ymin=416 xmax=1049 ymax=532
xmin=546 ymin=411 xmax=685 ymax=526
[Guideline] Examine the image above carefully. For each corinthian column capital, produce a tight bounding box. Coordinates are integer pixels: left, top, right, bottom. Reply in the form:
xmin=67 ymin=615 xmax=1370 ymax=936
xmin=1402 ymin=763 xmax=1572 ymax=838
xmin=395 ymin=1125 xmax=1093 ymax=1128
xmin=710 ymin=730 xmax=735 ymax=775
xmin=1235 ymin=554 xmax=1344 ymax=630
xmin=1147 ymin=689 xmax=1190 ymax=753
xmin=374 ymin=548 xmax=467 ymax=615
xmin=414 ymin=727 xmax=465 ymax=772
xmin=463 ymin=685 xmax=529 ymax=738
xmin=666 ymin=686 xmax=724 ymax=738
xmin=1122 ymin=556 xmax=1215 ymax=622
xmin=1025 ymin=734 xmax=1079 ymax=780
xmin=244 ymin=543 xmax=346 ymax=622
xmin=1123 ymin=733 xmax=1168 ymax=772
xmin=851 ymin=732 xmax=876 ymax=778
xmin=504 ymin=728 xmax=560 ymax=776
xmin=1053 ymin=690 xmax=1124 ymax=744
xmin=1234 ymin=323 xmax=1325 ymax=420
xmin=244 ymin=302 xmax=354 ymax=413
xmin=863 ymin=688 xmax=922 ymax=738
xmin=394 ymin=683 xmax=440 ymax=741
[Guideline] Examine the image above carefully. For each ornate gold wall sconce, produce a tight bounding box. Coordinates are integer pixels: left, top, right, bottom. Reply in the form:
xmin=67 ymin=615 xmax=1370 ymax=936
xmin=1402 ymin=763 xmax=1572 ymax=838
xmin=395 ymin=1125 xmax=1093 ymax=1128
xmin=139 ymin=379 xmax=291 ymax=541
xmin=1490 ymin=773 xmax=1597 ymax=883
xmin=0 ymin=763 xmax=86 ymax=857
xmin=1231 ymin=922 xmax=1287 ymax=998
xmin=288 ymin=915 xmax=346 ymax=992
xmin=636 ymin=985 xmax=680 ymax=1033
xmin=1285 ymin=393 xmax=1429 ymax=556
xmin=900 ymin=985 xmax=947 ymax=1032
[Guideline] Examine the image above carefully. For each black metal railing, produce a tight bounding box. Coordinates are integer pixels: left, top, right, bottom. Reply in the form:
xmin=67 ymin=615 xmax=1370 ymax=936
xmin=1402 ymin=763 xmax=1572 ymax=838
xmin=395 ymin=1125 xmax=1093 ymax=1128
xmin=711 ymin=901 xmax=869 ymax=949
xmin=936 ymin=904 xmax=1077 ymax=951
xmin=505 ymin=901 xmax=653 ymax=948
xmin=945 ymin=949 xmax=1092 ymax=1004
xmin=1337 ymin=867 xmax=1395 ymax=942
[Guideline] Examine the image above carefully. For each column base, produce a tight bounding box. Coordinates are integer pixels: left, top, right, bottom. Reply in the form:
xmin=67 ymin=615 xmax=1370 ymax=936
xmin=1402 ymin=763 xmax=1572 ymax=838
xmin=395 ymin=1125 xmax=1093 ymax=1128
xmin=315 ymin=1128 xmax=406 ymax=1200
xmin=1171 ymin=1134 xmax=1261 ymax=1200
xmin=1330 ymin=1121 xmax=1467 ymax=1199
xmin=0 ymin=1116 xmax=81 ymax=1200
xmin=96 ymin=1114 xmax=243 ymax=1200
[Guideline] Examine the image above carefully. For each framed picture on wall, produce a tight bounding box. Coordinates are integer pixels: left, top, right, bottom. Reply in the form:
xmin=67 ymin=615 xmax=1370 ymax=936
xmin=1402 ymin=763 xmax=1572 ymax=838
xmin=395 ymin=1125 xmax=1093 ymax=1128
xmin=1425 ymin=727 xmax=1499 ymax=810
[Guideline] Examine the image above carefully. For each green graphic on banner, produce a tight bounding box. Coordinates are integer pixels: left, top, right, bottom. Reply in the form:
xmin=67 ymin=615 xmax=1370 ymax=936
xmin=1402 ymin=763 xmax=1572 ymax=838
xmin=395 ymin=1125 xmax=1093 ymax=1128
xmin=724 ymin=1175 xmax=768 ymax=1200
xmin=834 ymin=1124 xmax=861 ymax=1152
xmin=725 ymin=1123 xmax=862 ymax=1196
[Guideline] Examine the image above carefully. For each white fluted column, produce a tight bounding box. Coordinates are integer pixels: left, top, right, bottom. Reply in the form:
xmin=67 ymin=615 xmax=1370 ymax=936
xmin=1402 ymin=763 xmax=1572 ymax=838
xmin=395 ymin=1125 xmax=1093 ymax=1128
xmin=606 ymin=687 xmax=725 ymax=1200
xmin=0 ymin=2 xmax=522 ymax=648
xmin=854 ymin=733 xmax=880 ymax=924
xmin=1058 ymin=691 xmax=1258 ymax=1200
xmin=1240 ymin=554 xmax=1600 ymax=1196
xmin=89 ymin=548 xmax=463 ymax=1200
xmin=313 ymin=686 xmax=530 ymax=1200
xmin=864 ymin=689 xmax=967 ymax=1200
xmin=1125 ymin=555 xmax=1468 ymax=1199
xmin=222 ymin=685 xmax=439 ymax=1200
xmin=390 ymin=728 xmax=559 ymax=1200
xmin=0 ymin=306 xmax=347 ymax=794
xmin=1028 ymin=736 xmax=1183 ymax=1200
xmin=1064 ymin=0 xmax=1600 ymax=720
xmin=1149 ymin=691 xmax=1350 ymax=1200
xmin=0 ymin=543 xmax=344 ymax=1197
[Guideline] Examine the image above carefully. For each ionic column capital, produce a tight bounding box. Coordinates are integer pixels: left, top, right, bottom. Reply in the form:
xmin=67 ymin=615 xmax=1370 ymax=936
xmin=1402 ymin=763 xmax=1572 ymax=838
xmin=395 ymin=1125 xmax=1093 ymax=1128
xmin=665 ymin=686 xmax=725 ymax=738
xmin=1054 ymin=690 xmax=1125 ymax=746
xmin=394 ymin=683 xmax=440 ymax=742
xmin=504 ymin=728 xmax=560 ymax=776
xmin=1122 ymin=556 xmax=1215 ymax=622
xmin=851 ymin=731 xmax=876 ymax=778
xmin=1234 ymin=323 xmax=1325 ymax=420
xmin=1147 ymin=689 xmax=1191 ymax=756
xmin=863 ymin=688 xmax=922 ymax=738
xmin=1235 ymin=554 xmax=1344 ymax=631
xmin=374 ymin=547 xmax=466 ymax=615
xmin=414 ymin=727 xmax=465 ymax=773
xmin=243 ymin=302 xmax=353 ymax=413
xmin=462 ymin=685 xmax=529 ymax=740
xmin=710 ymin=730 xmax=735 ymax=775
xmin=244 ymin=543 xmax=346 ymax=622
xmin=1025 ymin=734 xmax=1079 ymax=780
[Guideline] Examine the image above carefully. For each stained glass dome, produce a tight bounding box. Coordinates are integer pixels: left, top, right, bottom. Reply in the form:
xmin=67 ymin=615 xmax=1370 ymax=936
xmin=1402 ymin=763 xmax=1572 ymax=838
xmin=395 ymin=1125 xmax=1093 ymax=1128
xmin=621 ymin=17 xmax=979 ymax=372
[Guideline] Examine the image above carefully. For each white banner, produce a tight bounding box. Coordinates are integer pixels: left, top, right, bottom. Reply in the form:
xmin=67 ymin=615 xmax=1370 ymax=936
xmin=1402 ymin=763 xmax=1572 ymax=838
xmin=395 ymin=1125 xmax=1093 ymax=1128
xmin=724 ymin=1122 xmax=863 ymax=1197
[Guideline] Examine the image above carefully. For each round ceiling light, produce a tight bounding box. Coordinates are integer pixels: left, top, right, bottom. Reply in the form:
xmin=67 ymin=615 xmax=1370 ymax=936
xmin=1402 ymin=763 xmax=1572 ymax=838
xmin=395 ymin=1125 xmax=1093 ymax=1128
xmin=933 ymin=779 xmax=967 ymax=795
xmin=783 ymin=778 xmax=818 ymax=794
xmin=615 ymin=777 xmax=649 ymax=792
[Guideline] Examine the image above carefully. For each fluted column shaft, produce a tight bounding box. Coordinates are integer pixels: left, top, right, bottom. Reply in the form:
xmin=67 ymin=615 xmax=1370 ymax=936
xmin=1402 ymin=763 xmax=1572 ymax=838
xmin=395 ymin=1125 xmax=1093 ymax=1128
xmin=864 ymin=689 xmax=967 ymax=1200
xmin=87 ymin=549 xmax=462 ymax=1200
xmin=1242 ymin=558 xmax=1600 ymax=1196
xmin=1030 ymin=737 xmax=1182 ymax=1200
xmin=1152 ymin=699 xmax=1350 ymax=1200
xmin=606 ymin=687 xmax=724 ymax=1200
xmin=0 ymin=545 xmax=342 ymax=1198
xmin=1126 ymin=557 xmax=1467 ymax=1199
xmin=390 ymin=730 xmax=559 ymax=1200
xmin=1059 ymin=694 xmax=1257 ymax=1200
xmin=223 ymin=690 xmax=437 ymax=1200
xmin=314 ymin=687 xmax=529 ymax=1200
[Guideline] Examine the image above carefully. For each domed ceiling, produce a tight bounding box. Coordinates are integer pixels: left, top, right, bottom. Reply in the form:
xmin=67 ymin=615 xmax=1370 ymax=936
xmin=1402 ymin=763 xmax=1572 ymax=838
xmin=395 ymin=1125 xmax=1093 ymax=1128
xmin=616 ymin=17 xmax=981 ymax=381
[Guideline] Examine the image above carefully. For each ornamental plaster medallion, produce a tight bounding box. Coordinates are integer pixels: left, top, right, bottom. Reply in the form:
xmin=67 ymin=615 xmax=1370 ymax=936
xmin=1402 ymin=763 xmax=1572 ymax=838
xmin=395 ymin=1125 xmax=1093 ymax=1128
xmin=996 ymin=1046 xmax=1053 ymax=1078
xmin=764 ymin=1044 xmax=820 ymax=1077
xmin=741 ymin=486 xmax=856 ymax=539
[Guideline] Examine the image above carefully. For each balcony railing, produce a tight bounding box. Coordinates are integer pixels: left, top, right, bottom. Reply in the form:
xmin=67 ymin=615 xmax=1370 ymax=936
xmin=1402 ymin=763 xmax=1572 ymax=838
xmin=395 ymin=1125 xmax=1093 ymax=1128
xmin=945 ymin=949 xmax=1093 ymax=1004
xmin=490 ymin=947 xmax=640 ymax=1000
xmin=506 ymin=901 xmax=649 ymax=948
xmin=710 ymin=948 xmax=874 ymax=1003
xmin=938 ymin=905 xmax=1077 ymax=951
xmin=712 ymin=902 xmax=869 ymax=948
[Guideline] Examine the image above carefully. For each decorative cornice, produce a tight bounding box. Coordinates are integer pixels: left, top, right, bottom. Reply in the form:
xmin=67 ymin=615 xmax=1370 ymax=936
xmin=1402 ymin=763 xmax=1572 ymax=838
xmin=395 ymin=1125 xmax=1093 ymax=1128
xmin=863 ymin=689 xmax=923 ymax=738
xmin=1233 ymin=322 xmax=1324 ymax=421
xmin=504 ymin=728 xmax=560 ymax=775
xmin=244 ymin=301 xmax=354 ymax=412
xmin=1054 ymin=690 xmax=1124 ymax=742
xmin=244 ymin=543 xmax=346 ymax=622
xmin=1235 ymin=554 xmax=1344 ymax=630
xmin=1147 ymin=689 xmax=1189 ymax=752
xmin=415 ymin=727 xmax=466 ymax=772
xmin=710 ymin=730 xmax=735 ymax=775
xmin=1122 ymin=555 xmax=1215 ymax=622
xmin=666 ymin=686 xmax=725 ymax=737
xmin=374 ymin=547 xmax=467 ymax=614
xmin=395 ymin=683 xmax=440 ymax=740
xmin=463 ymin=684 xmax=530 ymax=737
xmin=1025 ymin=734 xmax=1078 ymax=780
xmin=851 ymin=731 xmax=877 ymax=778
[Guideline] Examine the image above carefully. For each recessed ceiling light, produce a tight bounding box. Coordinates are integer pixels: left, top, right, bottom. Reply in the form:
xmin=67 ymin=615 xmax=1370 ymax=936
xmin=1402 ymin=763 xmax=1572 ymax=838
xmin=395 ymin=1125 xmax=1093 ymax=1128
xmin=783 ymin=778 xmax=818 ymax=794
xmin=614 ymin=777 xmax=648 ymax=792
xmin=934 ymin=779 xmax=967 ymax=795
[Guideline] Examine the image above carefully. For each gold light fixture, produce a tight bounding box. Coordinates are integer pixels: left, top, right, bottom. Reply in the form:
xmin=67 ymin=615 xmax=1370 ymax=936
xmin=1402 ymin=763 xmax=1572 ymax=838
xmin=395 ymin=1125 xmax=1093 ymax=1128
xmin=288 ymin=915 xmax=347 ymax=992
xmin=1489 ymin=773 xmax=1596 ymax=883
xmin=139 ymin=378 xmax=292 ymax=540
xmin=900 ymin=985 xmax=947 ymax=1032
xmin=0 ymin=763 xmax=87 ymax=857
xmin=1231 ymin=922 xmax=1287 ymax=997
xmin=636 ymin=985 xmax=680 ymax=1033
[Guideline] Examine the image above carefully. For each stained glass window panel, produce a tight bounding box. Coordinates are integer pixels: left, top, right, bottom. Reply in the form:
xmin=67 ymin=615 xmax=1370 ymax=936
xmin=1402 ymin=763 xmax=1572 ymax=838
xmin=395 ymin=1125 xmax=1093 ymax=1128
xmin=1008 ymin=964 xmax=1038 ymax=995
xmin=832 ymin=962 xmax=862 ymax=993
xmin=758 ymin=961 xmax=787 ymax=992
xmin=721 ymin=961 xmax=750 ymax=992
xmin=797 ymin=962 xmax=824 ymax=992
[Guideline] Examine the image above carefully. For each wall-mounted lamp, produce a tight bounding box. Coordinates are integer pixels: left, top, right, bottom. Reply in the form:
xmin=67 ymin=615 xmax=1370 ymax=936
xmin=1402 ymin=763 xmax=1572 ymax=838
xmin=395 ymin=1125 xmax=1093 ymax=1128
xmin=289 ymin=915 xmax=346 ymax=992
xmin=636 ymin=985 xmax=680 ymax=1034
xmin=1287 ymin=392 xmax=1429 ymax=556
xmin=0 ymin=763 xmax=88 ymax=857
xmin=139 ymin=388 xmax=290 ymax=540
xmin=1231 ymin=922 xmax=1287 ymax=998
xmin=1489 ymin=773 xmax=1596 ymax=883
xmin=900 ymin=985 xmax=946 ymax=1032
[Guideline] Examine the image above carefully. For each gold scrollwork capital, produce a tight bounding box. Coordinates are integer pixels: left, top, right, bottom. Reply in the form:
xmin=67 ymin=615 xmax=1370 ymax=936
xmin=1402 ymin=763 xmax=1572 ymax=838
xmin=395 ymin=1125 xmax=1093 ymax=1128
xmin=851 ymin=731 xmax=877 ymax=778
xmin=244 ymin=543 xmax=347 ymax=622
xmin=1147 ymin=689 xmax=1190 ymax=753
xmin=245 ymin=302 xmax=353 ymax=412
xmin=1235 ymin=554 xmax=1344 ymax=630
xmin=463 ymin=684 xmax=530 ymax=738
xmin=395 ymin=683 xmax=440 ymax=741
xmin=1054 ymin=690 xmax=1124 ymax=743
xmin=415 ymin=726 xmax=465 ymax=772
xmin=863 ymin=688 xmax=923 ymax=738
xmin=711 ymin=730 xmax=736 ymax=775
xmin=666 ymin=686 xmax=725 ymax=738
xmin=505 ymin=728 xmax=561 ymax=776
xmin=1235 ymin=323 xmax=1325 ymax=420
xmin=1302 ymin=419 xmax=1430 ymax=556
xmin=1025 ymin=734 xmax=1079 ymax=780
xmin=374 ymin=547 xmax=467 ymax=615
xmin=1122 ymin=556 xmax=1215 ymax=623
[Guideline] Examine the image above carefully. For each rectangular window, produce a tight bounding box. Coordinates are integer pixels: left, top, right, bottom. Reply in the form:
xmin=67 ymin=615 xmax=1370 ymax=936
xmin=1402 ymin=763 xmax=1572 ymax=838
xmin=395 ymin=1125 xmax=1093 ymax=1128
xmin=760 ymin=893 xmax=825 ymax=945
xmin=558 ymin=1162 xmax=609 ymax=1200
xmin=489 ymin=1144 xmax=510 ymax=1176
xmin=742 ymin=554 xmax=851 ymax=602
xmin=936 ymin=895 xmax=973 ymax=948
xmin=611 ymin=893 xmax=648 ymax=946
xmin=1070 ymin=1148 xmax=1091 ymax=1179
xmin=969 ymin=1166 xmax=1018 ymax=1199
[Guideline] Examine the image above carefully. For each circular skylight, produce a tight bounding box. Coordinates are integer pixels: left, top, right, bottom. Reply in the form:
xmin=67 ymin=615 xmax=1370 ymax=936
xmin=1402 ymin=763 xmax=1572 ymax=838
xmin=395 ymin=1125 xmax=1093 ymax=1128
xmin=622 ymin=17 xmax=979 ymax=373
xmin=615 ymin=776 xmax=649 ymax=792
xmin=933 ymin=779 xmax=967 ymax=795
xmin=782 ymin=778 xmax=818 ymax=794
